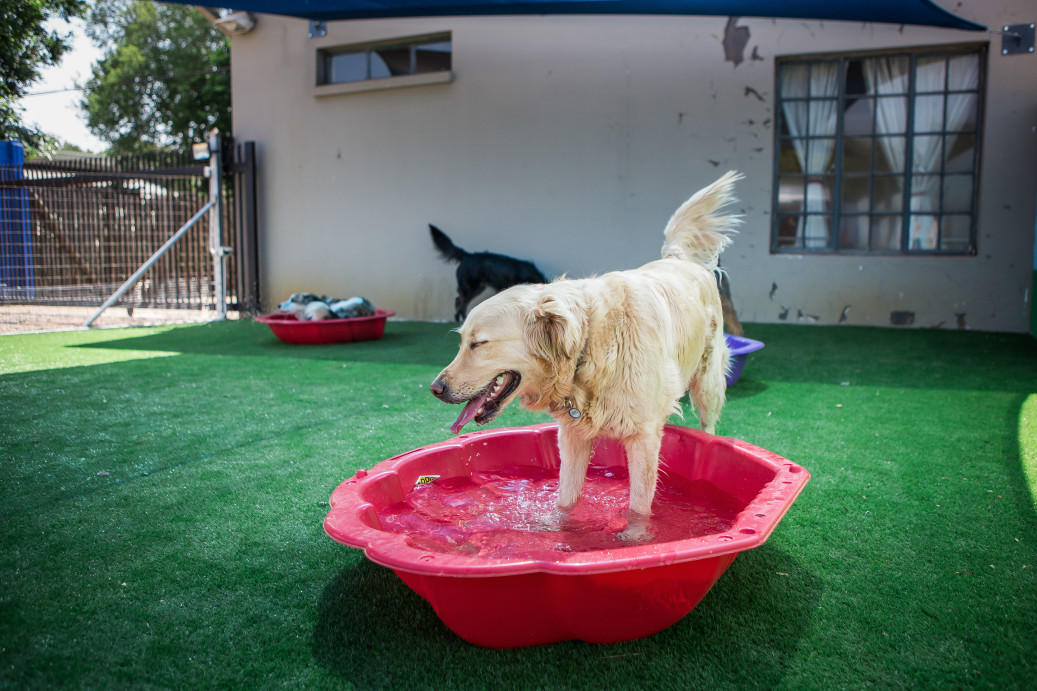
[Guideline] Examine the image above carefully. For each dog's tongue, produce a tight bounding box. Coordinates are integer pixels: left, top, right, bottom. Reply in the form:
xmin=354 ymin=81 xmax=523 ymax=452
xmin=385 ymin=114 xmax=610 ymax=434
xmin=451 ymin=390 xmax=491 ymax=434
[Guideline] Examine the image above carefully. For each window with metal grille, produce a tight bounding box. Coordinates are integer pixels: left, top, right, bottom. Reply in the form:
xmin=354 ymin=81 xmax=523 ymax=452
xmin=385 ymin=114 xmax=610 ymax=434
xmin=773 ymin=45 xmax=985 ymax=255
xmin=318 ymin=33 xmax=452 ymax=86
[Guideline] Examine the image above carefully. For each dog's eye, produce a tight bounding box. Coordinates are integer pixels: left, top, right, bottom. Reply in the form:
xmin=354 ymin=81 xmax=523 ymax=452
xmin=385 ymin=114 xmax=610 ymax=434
xmin=469 ymin=341 xmax=487 ymax=351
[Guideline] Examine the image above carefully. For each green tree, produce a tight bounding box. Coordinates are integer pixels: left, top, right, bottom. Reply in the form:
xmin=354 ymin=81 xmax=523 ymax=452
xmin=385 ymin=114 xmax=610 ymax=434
xmin=0 ymin=0 xmax=88 ymax=155
xmin=82 ymin=1 xmax=230 ymax=154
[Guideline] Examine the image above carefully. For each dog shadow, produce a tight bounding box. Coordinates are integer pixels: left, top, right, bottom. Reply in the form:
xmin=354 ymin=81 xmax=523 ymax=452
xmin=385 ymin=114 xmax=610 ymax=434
xmin=676 ymin=378 xmax=766 ymax=414
xmin=312 ymin=544 xmax=820 ymax=687
xmin=725 ymin=377 xmax=767 ymax=400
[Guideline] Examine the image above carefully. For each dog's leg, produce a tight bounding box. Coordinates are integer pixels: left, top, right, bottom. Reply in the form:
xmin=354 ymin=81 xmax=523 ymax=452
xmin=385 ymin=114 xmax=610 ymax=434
xmin=690 ymin=332 xmax=728 ymax=434
xmin=556 ymin=426 xmax=593 ymax=511
xmin=717 ymin=267 xmax=743 ymax=337
xmin=720 ymin=291 xmax=743 ymax=337
xmin=623 ymin=433 xmax=661 ymax=516
xmin=691 ymin=380 xmax=723 ymax=434
xmin=453 ymin=295 xmax=465 ymax=322
xmin=618 ymin=432 xmax=662 ymax=542
xmin=455 ymin=271 xmax=485 ymax=322
xmin=455 ymin=285 xmax=479 ymax=322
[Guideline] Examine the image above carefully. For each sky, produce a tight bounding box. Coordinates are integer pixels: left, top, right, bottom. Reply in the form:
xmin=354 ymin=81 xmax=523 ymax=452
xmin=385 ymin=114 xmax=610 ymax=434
xmin=16 ymin=17 xmax=107 ymax=153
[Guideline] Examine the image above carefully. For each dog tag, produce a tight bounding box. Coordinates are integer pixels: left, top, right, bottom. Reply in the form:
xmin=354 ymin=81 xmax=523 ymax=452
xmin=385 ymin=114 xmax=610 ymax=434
xmin=568 ymin=408 xmax=581 ymax=419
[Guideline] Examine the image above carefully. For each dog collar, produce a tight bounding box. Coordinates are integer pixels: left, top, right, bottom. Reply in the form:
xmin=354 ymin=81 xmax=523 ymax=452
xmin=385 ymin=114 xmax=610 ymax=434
xmin=563 ymin=397 xmax=582 ymax=419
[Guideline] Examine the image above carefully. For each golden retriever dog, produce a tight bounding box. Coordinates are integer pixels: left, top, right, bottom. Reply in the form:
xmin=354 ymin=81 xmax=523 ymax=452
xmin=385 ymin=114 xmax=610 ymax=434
xmin=430 ymin=172 xmax=742 ymax=538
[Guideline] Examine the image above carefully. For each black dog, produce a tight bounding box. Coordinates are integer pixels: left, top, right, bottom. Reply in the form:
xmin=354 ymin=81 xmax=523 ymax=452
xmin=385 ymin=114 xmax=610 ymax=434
xmin=430 ymin=224 xmax=548 ymax=322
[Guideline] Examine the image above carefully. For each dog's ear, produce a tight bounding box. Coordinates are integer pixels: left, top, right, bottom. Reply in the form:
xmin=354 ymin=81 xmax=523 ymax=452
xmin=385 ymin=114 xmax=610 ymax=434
xmin=524 ymin=295 xmax=582 ymax=365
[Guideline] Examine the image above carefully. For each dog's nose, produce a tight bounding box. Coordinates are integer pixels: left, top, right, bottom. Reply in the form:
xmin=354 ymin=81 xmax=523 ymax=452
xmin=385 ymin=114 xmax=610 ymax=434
xmin=430 ymin=379 xmax=447 ymax=399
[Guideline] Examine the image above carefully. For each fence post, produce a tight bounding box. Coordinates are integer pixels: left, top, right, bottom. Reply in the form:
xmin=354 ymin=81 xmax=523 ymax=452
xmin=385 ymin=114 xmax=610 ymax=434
xmin=233 ymin=141 xmax=260 ymax=314
xmin=209 ymin=133 xmax=230 ymax=319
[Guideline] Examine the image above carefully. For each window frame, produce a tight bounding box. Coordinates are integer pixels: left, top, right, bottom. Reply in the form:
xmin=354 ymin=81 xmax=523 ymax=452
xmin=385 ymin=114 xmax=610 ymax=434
xmin=313 ymin=32 xmax=453 ymax=97
xmin=771 ymin=43 xmax=987 ymax=256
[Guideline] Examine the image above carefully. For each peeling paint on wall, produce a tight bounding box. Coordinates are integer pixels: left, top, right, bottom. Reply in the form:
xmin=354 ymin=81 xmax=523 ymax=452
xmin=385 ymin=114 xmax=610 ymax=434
xmin=722 ymin=17 xmax=750 ymax=66
xmin=744 ymin=86 xmax=766 ymax=102
xmin=797 ymin=309 xmax=819 ymax=323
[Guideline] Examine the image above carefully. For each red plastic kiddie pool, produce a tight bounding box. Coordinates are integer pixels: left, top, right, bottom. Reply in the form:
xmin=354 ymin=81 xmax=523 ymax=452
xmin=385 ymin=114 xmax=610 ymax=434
xmin=324 ymin=424 xmax=809 ymax=648
xmin=256 ymin=310 xmax=394 ymax=345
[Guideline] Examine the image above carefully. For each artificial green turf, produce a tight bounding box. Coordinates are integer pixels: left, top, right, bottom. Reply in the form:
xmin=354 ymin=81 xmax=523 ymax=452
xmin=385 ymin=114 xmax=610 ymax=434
xmin=1 ymin=320 xmax=1035 ymax=688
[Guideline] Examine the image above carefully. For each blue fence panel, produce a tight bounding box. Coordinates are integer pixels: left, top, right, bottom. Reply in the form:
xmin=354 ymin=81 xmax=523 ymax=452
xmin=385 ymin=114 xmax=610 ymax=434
xmin=0 ymin=141 xmax=35 ymax=298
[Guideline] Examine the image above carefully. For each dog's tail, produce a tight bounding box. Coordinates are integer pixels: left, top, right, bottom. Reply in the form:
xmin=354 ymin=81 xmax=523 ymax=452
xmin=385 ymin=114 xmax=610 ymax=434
xmin=429 ymin=224 xmax=468 ymax=264
xmin=661 ymin=171 xmax=742 ymax=272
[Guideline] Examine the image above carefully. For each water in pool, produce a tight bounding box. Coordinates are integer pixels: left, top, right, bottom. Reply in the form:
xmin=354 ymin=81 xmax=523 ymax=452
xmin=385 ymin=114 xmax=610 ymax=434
xmin=377 ymin=464 xmax=740 ymax=559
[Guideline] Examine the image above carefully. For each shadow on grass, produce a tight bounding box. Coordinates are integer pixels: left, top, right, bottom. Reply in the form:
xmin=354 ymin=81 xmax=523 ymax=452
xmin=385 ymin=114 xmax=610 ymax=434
xmin=725 ymin=377 xmax=767 ymax=400
xmin=312 ymin=544 xmax=821 ymax=688
xmin=73 ymin=319 xmax=462 ymax=367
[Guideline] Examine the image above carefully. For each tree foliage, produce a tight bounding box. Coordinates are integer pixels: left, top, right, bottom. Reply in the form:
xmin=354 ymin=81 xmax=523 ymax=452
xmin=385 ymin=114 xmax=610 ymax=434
xmin=82 ymin=1 xmax=230 ymax=155
xmin=0 ymin=0 xmax=88 ymax=154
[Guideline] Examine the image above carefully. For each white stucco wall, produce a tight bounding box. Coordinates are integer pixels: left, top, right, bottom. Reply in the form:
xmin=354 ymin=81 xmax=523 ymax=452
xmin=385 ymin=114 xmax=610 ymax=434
xmin=229 ymin=1 xmax=1036 ymax=331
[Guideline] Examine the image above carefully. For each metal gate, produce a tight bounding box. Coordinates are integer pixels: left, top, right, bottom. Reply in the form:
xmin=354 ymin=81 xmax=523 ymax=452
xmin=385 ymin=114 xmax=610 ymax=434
xmin=0 ymin=137 xmax=258 ymax=331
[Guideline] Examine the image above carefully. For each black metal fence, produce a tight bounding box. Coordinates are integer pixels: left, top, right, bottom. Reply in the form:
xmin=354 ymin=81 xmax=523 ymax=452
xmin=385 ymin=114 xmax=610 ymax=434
xmin=0 ymin=138 xmax=258 ymax=328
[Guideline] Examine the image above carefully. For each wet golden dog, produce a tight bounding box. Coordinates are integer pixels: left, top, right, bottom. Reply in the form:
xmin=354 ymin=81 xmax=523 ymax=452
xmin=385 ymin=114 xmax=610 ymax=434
xmin=430 ymin=172 xmax=741 ymax=538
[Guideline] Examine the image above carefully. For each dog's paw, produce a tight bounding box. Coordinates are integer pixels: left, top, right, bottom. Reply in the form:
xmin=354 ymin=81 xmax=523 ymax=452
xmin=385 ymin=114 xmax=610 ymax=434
xmin=555 ymin=500 xmax=577 ymax=515
xmin=616 ymin=512 xmax=652 ymax=543
xmin=536 ymin=506 xmax=573 ymax=532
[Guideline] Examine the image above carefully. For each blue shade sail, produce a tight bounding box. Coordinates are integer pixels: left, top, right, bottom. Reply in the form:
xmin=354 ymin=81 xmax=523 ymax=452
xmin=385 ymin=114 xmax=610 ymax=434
xmin=167 ymin=1 xmax=985 ymax=31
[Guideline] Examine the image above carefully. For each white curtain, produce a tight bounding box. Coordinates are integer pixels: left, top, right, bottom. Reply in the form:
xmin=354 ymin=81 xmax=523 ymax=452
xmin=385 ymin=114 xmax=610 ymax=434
xmin=863 ymin=57 xmax=908 ymax=249
xmin=865 ymin=54 xmax=979 ymax=250
xmin=780 ymin=62 xmax=839 ymax=249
